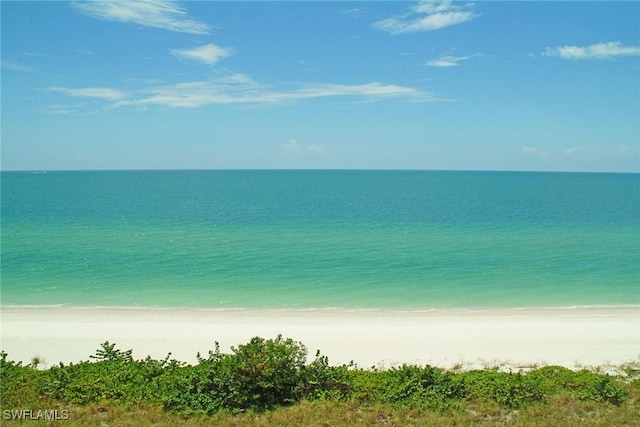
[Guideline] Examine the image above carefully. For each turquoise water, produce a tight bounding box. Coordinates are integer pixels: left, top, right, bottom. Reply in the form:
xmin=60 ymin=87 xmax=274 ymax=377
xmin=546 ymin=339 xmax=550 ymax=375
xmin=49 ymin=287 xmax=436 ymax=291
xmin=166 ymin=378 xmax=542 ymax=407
xmin=1 ymin=170 xmax=638 ymax=309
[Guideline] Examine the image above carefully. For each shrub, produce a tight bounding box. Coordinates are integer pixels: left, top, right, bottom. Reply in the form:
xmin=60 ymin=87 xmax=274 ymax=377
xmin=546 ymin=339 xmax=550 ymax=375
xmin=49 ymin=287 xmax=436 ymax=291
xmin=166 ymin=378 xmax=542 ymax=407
xmin=0 ymin=351 xmax=41 ymax=407
xmin=378 ymin=365 xmax=463 ymax=407
xmin=571 ymin=371 xmax=627 ymax=404
xmin=462 ymin=370 xmax=546 ymax=408
xmin=528 ymin=366 xmax=627 ymax=405
xmin=162 ymin=335 xmax=309 ymax=414
xmin=527 ymin=365 xmax=575 ymax=393
xmin=89 ymin=341 xmax=133 ymax=362
xmin=36 ymin=342 xmax=181 ymax=405
xmin=297 ymin=351 xmax=352 ymax=400
xmin=345 ymin=365 xmax=464 ymax=411
xmin=1 ymin=338 xmax=631 ymax=418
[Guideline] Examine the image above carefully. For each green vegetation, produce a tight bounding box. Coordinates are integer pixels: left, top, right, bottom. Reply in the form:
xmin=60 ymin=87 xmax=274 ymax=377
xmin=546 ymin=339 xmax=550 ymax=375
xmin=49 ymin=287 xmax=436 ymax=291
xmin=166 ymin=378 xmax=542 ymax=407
xmin=2 ymin=336 xmax=638 ymax=426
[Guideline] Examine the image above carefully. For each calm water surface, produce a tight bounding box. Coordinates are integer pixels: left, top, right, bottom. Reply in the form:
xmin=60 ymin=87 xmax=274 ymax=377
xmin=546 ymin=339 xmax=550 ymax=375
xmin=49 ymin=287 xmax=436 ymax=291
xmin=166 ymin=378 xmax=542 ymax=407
xmin=2 ymin=170 xmax=638 ymax=309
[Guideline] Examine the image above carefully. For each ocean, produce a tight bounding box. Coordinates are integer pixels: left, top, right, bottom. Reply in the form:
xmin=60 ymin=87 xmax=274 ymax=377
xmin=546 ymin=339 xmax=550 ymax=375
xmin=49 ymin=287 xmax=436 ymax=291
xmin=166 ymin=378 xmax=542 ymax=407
xmin=1 ymin=170 xmax=638 ymax=310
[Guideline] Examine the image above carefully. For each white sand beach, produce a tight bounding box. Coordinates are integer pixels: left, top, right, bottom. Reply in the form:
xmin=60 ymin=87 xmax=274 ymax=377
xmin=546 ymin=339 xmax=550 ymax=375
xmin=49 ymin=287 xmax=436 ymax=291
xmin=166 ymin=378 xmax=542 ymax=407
xmin=1 ymin=306 xmax=638 ymax=370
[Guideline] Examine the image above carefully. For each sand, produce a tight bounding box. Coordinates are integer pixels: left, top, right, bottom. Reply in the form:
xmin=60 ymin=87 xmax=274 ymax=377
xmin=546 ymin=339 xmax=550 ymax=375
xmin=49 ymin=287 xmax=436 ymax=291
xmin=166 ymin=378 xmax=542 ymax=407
xmin=1 ymin=306 xmax=638 ymax=370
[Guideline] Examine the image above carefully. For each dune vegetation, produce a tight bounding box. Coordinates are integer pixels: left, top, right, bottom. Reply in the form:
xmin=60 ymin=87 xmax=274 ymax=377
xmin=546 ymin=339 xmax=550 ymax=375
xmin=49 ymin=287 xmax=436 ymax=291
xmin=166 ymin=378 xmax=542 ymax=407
xmin=2 ymin=335 xmax=638 ymax=426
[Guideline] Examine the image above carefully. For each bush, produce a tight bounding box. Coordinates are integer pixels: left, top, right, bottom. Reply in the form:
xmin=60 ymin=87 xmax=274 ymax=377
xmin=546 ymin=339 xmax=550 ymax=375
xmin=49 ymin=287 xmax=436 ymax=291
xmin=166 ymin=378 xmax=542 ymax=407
xmin=527 ymin=365 xmax=575 ymax=393
xmin=36 ymin=342 xmax=182 ymax=405
xmin=0 ymin=351 xmax=41 ymax=407
xmin=163 ymin=335 xmax=309 ymax=414
xmin=297 ymin=350 xmax=352 ymax=401
xmin=462 ymin=370 xmax=546 ymax=408
xmin=89 ymin=341 xmax=133 ymax=362
xmin=375 ymin=365 xmax=464 ymax=409
xmin=1 ymin=337 xmax=631 ymax=419
xmin=570 ymin=371 xmax=627 ymax=404
xmin=528 ymin=366 xmax=627 ymax=405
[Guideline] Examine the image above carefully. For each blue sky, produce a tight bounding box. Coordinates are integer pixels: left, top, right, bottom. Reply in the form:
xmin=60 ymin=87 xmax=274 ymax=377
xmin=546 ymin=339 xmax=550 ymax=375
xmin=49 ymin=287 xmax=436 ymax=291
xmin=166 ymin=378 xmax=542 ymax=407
xmin=2 ymin=1 xmax=639 ymax=171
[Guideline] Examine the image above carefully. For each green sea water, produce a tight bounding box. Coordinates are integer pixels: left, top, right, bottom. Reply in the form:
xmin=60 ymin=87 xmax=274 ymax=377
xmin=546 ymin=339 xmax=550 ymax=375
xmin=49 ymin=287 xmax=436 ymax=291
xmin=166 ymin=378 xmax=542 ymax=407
xmin=1 ymin=170 xmax=638 ymax=309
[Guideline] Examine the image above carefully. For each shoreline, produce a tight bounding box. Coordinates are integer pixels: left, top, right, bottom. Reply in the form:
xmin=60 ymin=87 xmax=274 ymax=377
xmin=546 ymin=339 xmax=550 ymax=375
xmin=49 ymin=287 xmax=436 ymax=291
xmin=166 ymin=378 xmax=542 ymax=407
xmin=3 ymin=302 xmax=638 ymax=312
xmin=1 ymin=305 xmax=638 ymax=370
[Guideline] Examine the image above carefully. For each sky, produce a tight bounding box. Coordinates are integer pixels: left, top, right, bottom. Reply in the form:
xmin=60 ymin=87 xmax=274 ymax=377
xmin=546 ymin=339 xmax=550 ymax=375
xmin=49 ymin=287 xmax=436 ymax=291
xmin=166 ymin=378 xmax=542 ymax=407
xmin=2 ymin=1 xmax=639 ymax=172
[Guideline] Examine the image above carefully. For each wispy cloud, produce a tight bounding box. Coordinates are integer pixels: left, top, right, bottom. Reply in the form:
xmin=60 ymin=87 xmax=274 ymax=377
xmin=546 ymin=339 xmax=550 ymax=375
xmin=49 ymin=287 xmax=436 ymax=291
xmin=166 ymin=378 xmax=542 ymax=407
xmin=47 ymin=75 xmax=443 ymax=111
xmin=614 ymin=144 xmax=638 ymax=157
xmin=282 ymin=139 xmax=328 ymax=157
xmin=372 ymin=0 xmax=478 ymax=35
xmin=565 ymin=145 xmax=586 ymax=156
xmin=71 ymin=0 xmax=211 ymax=34
xmin=543 ymin=41 xmax=640 ymax=60
xmin=44 ymin=104 xmax=74 ymax=115
xmin=426 ymin=53 xmax=482 ymax=67
xmin=2 ymin=60 xmax=36 ymax=73
xmin=522 ymin=146 xmax=548 ymax=158
xmin=23 ymin=51 xmax=49 ymax=58
xmin=342 ymin=7 xmax=365 ymax=18
xmin=46 ymin=87 xmax=127 ymax=101
xmin=121 ymin=78 xmax=440 ymax=109
xmin=171 ymin=44 xmax=232 ymax=65
xmin=290 ymin=82 xmax=438 ymax=103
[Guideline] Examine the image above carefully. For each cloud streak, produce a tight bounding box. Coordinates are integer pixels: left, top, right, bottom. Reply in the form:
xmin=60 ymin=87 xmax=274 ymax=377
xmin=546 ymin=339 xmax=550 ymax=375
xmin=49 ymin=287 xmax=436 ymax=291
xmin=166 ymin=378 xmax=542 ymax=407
xmin=47 ymin=75 xmax=443 ymax=111
xmin=71 ymin=0 xmax=211 ymax=34
xmin=565 ymin=145 xmax=586 ymax=156
xmin=171 ymin=44 xmax=232 ymax=65
xmin=282 ymin=139 xmax=328 ymax=157
xmin=543 ymin=41 xmax=640 ymax=60
xmin=522 ymin=147 xmax=548 ymax=158
xmin=2 ymin=60 xmax=37 ymax=73
xmin=46 ymin=86 xmax=127 ymax=101
xmin=125 ymin=80 xmax=441 ymax=108
xmin=426 ymin=53 xmax=482 ymax=67
xmin=372 ymin=0 xmax=478 ymax=35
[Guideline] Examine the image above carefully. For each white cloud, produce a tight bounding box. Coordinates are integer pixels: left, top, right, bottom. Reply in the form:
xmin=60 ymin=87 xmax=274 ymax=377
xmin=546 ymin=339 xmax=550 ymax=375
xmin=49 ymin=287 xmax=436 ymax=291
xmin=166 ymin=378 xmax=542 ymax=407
xmin=426 ymin=53 xmax=482 ymax=67
xmin=44 ymin=105 xmax=73 ymax=115
xmin=413 ymin=0 xmax=460 ymax=14
xmin=217 ymin=73 xmax=259 ymax=85
xmin=291 ymin=82 xmax=438 ymax=102
xmin=305 ymin=144 xmax=328 ymax=156
xmin=46 ymin=86 xmax=126 ymax=101
xmin=282 ymin=139 xmax=301 ymax=151
xmin=543 ymin=41 xmax=640 ymax=60
xmin=342 ymin=8 xmax=364 ymax=18
xmin=282 ymin=139 xmax=328 ymax=157
xmin=71 ymin=0 xmax=211 ymax=34
xmin=372 ymin=0 xmax=478 ymax=35
xmin=47 ymin=75 xmax=444 ymax=111
xmin=1 ymin=60 xmax=36 ymax=73
xmin=615 ymin=144 xmax=639 ymax=157
xmin=114 ymin=78 xmax=441 ymax=109
xmin=171 ymin=44 xmax=232 ymax=65
xmin=565 ymin=145 xmax=586 ymax=156
xmin=23 ymin=51 xmax=48 ymax=58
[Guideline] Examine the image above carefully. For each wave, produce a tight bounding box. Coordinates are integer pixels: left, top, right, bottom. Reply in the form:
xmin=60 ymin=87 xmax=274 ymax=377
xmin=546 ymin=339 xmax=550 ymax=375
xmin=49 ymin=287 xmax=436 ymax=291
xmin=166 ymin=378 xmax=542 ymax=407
xmin=2 ymin=303 xmax=638 ymax=315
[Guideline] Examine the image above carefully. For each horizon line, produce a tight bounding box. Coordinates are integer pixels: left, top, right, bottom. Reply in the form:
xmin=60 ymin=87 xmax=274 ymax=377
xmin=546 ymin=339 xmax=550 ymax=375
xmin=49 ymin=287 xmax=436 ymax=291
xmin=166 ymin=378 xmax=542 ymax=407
xmin=1 ymin=167 xmax=638 ymax=175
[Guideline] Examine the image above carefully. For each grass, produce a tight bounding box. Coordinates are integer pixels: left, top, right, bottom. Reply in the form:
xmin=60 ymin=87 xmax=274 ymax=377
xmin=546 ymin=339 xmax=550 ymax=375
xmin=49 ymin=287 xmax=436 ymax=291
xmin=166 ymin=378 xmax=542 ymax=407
xmin=1 ymin=337 xmax=639 ymax=426
xmin=2 ymin=397 xmax=639 ymax=426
